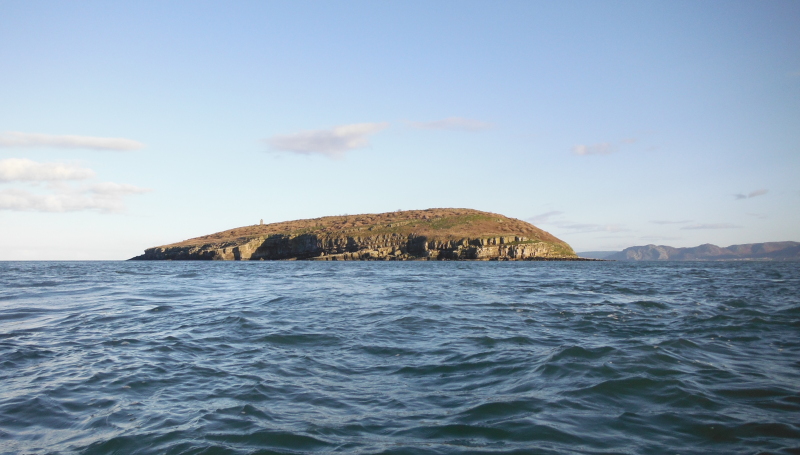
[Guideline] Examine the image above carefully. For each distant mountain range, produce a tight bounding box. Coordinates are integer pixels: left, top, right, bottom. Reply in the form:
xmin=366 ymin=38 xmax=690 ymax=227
xmin=578 ymin=242 xmax=800 ymax=261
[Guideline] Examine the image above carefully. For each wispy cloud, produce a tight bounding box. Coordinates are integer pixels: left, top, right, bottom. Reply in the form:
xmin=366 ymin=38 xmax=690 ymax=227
xmin=0 ymin=132 xmax=144 ymax=151
xmin=572 ymin=143 xmax=614 ymax=156
xmin=735 ymin=189 xmax=768 ymax=200
xmin=0 ymin=158 xmax=95 ymax=182
xmin=409 ymin=117 xmax=492 ymax=131
xmin=526 ymin=210 xmax=564 ymax=224
xmin=86 ymin=182 xmax=151 ymax=196
xmin=0 ymin=183 xmax=150 ymax=213
xmin=267 ymin=123 xmax=388 ymax=159
xmin=572 ymin=135 xmax=648 ymax=156
xmin=650 ymin=219 xmax=691 ymax=225
xmin=527 ymin=210 xmax=627 ymax=234
xmin=0 ymin=159 xmax=149 ymax=212
xmin=681 ymin=223 xmax=741 ymax=230
xmin=639 ymin=235 xmax=682 ymax=241
xmin=558 ymin=223 xmax=628 ymax=234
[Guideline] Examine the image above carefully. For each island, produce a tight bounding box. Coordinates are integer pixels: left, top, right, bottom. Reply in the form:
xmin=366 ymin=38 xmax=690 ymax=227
xmin=131 ymin=208 xmax=582 ymax=261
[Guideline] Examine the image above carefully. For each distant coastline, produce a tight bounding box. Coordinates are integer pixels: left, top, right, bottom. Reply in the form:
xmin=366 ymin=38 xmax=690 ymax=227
xmin=579 ymin=242 xmax=800 ymax=261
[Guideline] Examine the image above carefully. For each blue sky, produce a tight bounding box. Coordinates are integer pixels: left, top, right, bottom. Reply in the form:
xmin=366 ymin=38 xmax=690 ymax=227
xmin=1 ymin=1 xmax=798 ymax=259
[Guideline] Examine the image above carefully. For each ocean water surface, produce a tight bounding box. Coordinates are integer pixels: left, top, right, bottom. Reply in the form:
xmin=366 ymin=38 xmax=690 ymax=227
xmin=1 ymin=261 xmax=798 ymax=454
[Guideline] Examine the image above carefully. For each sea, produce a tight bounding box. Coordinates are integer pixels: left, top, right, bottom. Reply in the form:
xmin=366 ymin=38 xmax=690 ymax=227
xmin=1 ymin=261 xmax=798 ymax=455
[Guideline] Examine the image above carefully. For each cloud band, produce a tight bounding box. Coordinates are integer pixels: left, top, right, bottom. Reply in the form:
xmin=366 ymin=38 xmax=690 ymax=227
xmin=268 ymin=123 xmax=388 ymax=158
xmin=0 ymin=183 xmax=150 ymax=213
xmin=0 ymin=158 xmax=95 ymax=182
xmin=735 ymin=189 xmax=768 ymax=200
xmin=0 ymin=132 xmax=144 ymax=151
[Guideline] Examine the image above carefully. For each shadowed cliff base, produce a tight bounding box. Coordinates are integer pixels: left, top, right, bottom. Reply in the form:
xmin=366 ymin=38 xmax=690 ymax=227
xmin=131 ymin=208 xmax=584 ymax=261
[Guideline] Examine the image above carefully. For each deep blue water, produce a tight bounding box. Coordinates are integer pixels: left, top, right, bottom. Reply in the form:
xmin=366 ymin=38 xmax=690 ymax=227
xmin=1 ymin=261 xmax=799 ymax=455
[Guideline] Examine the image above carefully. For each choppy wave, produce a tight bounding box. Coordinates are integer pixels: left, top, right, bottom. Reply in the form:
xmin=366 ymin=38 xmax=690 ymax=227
xmin=1 ymin=261 xmax=798 ymax=454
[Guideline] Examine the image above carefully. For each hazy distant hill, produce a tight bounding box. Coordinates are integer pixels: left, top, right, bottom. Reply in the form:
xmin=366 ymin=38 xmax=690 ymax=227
xmin=607 ymin=242 xmax=800 ymax=261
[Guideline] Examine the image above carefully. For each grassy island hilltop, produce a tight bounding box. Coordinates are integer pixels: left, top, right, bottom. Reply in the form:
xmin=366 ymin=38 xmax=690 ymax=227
xmin=131 ymin=208 xmax=579 ymax=261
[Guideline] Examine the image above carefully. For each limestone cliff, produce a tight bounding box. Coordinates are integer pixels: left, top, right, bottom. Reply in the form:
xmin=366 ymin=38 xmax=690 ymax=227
xmin=131 ymin=208 xmax=579 ymax=261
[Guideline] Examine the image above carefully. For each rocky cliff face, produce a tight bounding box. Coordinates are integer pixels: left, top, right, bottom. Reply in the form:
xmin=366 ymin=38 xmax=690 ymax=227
xmin=132 ymin=208 xmax=578 ymax=261
xmin=136 ymin=233 xmax=571 ymax=261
